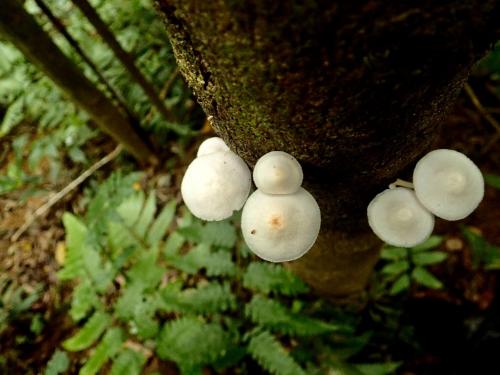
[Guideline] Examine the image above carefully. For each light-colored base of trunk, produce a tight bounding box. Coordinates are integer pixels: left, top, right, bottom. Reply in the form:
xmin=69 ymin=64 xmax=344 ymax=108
xmin=287 ymin=230 xmax=381 ymax=299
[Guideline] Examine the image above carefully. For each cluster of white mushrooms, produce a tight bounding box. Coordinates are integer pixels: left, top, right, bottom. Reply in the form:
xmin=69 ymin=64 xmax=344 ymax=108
xmin=181 ymin=138 xmax=321 ymax=262
xmin=367 ymin=149 xmax=484 ymax=247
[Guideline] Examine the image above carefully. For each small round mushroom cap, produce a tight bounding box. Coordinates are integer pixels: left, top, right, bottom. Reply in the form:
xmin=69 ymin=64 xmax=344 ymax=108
xmin=413 ymin=149 xmax=484 ymax=221
xmin=253 ymin=151 xmax=303 ymax=194
xmin=181 ymin=151 xmax=251 ymax=221
xmin=196 ymin=137 xmax=230 ymax=157
xmin=367 ymin=188 xmax=434 ymax=247
xmin=241 ymin=188 xmax=321 ymax=262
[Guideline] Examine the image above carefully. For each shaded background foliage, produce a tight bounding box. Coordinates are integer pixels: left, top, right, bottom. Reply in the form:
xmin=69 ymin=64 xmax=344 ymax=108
xmin=0 ymin=1 xmax=500 ymax=374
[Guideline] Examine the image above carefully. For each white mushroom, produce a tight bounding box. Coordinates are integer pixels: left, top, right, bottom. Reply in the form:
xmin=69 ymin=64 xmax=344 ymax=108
xmin=196 ymin=137 xmax=230 ymax=157
xmin=253 ymin=151 xmax=303 ymax=194
xmin=413 ymin=149 xmax=484 ymax=221
xmin=367 ymin=187 xmax=434 ymax=247
xmin=181 ymin=151 xmax=251 ymax=221
xmin=241 ymin=188 xmax=321 ymax=262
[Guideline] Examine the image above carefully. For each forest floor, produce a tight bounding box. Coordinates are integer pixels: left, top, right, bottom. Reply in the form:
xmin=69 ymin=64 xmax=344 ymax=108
xmin=1 ymin=77 xmax=500 ymax=374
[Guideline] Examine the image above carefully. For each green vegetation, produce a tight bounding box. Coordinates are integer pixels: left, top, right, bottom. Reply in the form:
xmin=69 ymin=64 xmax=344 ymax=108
xmin=51 ymin=172 xmax=399 ymax=374
xmin=1 ymin=1 xmax=500 ymax=374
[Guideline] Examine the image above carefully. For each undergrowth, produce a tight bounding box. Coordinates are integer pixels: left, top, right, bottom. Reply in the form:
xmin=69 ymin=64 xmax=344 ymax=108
xmin=47 ymin=171 xmax=402 ymax=375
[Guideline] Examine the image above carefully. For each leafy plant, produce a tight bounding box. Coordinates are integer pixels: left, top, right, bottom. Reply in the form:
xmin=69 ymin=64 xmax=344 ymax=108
xmin=0 ymin=275 xmax=42 ymax=335
xmin=51 ymin=173 xmax=400 ymax=375
xmin=462 ymin=227 xmax=500 ymax=269
xmin=378 ymin=236 xmax=447 ymax=295
xmin=1 ymin=0 xmax=198 ymax=198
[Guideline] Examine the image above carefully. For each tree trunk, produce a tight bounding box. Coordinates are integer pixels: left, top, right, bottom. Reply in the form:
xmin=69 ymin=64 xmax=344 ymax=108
xmin=0 ymin=0 xmax=156 ymax=164
xmin=71 ymin=0 xmax=176 ymax=124
xmin=156 ymin=1 xmax=500 ymax=298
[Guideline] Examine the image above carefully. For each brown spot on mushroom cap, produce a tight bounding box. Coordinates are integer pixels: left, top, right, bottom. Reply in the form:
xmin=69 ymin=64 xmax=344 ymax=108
xmin=268 ymin=214 xmax=284 ymax=230
xmin=251 ymin=229 xmax=256 ymax=234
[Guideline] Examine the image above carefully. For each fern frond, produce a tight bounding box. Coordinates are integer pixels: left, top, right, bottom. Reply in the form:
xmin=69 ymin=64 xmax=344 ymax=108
xmin=177 ymin=220 xmax=237 ymax=249
xmin=126 ymin=247 xmax=164 ymax=289
xmin=85 ymin=171 xmax=144 ymax=229
xmin=109 ymin=349 xmax=146 ymax=375
xmin=147 ymin=200 xmax=176 ymax=247
xmin=63 ymin=310 xmax=111 ymax=352
xmin=167 ymin=243 xmax=236 ymax=276
xmin=69 ymin=279 xmax=100 ymax=322
xmin=44 ymin=350 xmax=69 ymax=375
xmin=163 ymin=231 xmax=186 ymax=256
xmin=58 ymin=213 xmax=113 ymax=291
xmin=134 ymin=192 xmax=157 ymax=238
xmin=107 ymin=220 xmax=139 ymax=252
xmin=132 ymin=297 xmax=160 ymax=339
xmin=116 ymin=191 xmax=145 ymax=227
xmin=243 ymin=262 xmax=308 ymax=296
xmin=245 ymin=296 xmax=343 ymax=336
xmin=156 ymin=317 xmax=231 ymax=367
xmin=200 ymin=221 xmax=237 ymax=249
xmin=115 ymin=282 xmax=144 ymax=320
xmin=160 ymin=282 xmax=236 ymax=314
xmin=79 ymin=327 xmax=124 ymax=375
xmin=247 ymin=330 xmax=306 ymax=375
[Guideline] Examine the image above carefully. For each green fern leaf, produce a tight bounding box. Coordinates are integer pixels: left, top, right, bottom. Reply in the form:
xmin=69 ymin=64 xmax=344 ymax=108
xmin=177 ymin=220 xmax=237 ymax=249
xmin=163 ymin=231 xmax=186 ymax=256
xmin=59 ymin=213 xmax=114 ymax=291
xmin=147 ymin=200 xmax=176 ymax=246
xmin=245 ymin=296 xmax=343 ymax=336
xmin=205 ymin=251 xmax=236 ymax=276
xmin=58 ymin=213 xmax=88 ymax=280
xmin=44 ymin=350 xmax=69 ymax=375
xmin=167 ymin=243 xmax=235 ymax=276
xmin=247 ymin=330 xmax=306 ymax=375
xmin=115 ymin=282 xmax=144 ymax=320
xmin=69 ymin=279 xmax=100 ymax=322
xmin=116 ymin=191 xmax=145 ymax=227
xmin=107 ymin=220 xmax=139 ymax=252
xmin=132 ymin=299 xmax=160 ymax=339
xmin=160 ymin=282 xmax=236 ymax=314
xmin=63 ymin=311 xmax=111 ymax=352
xmin=135 ymin=192 xmax=157 ymax=238
xmin=200 ymin=221 xmax=237 ymax=249
xmin=109 ymin=349 xmax=146 ymax=375
xmin=157 ymin=317 xmax=231 ymax=367
xmin=243 ymin=262 xmax=309 ymax=296
xmin=79 ymin=327 xmax=124 ymax=375
xmin=127 ymin=248 xmax=164 ymax=289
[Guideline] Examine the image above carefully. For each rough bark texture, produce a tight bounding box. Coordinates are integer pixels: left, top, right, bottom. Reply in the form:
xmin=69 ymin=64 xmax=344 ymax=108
xmin=156 ymin=0 xmax=500 ymax=297
xmin=0 ymin=0 xmax=156 ymax=163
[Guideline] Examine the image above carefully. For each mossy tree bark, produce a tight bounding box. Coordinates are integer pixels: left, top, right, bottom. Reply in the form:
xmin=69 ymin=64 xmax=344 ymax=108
xmin=156 ymin=1 xmax=500 ymax=297
xmin=0 ymin=0 xmax=156 ymax=163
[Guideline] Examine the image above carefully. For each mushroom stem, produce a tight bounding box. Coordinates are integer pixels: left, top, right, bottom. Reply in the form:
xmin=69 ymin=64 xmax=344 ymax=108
xmin=388 ymin=179 xmax=414 ymax=190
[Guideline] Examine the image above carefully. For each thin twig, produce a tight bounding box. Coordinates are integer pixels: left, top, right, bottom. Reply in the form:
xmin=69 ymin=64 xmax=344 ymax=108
xmin=11 ymin=145 xmax=123 ymax=242
xmin=464 ymin=83 xmax=500 ymax=133
xmin=464 ymin=84 xmax=500 ymax=154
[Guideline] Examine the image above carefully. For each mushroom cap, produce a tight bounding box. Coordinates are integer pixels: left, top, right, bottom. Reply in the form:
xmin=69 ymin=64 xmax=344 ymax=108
xmin=197 ymin=137 xmax=230 ymax=157
xmin=253 ymin=151 xmax=303 ymax=194
xmin=241 ymin=188 xmax=321 ymax=262
xmin=181 ymin=151 xmax=251 ymax=221
xmin=413 ymin=149 xmax=484 ymax=221
xmin=367 ymin=187 xmax=434 ymax=247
